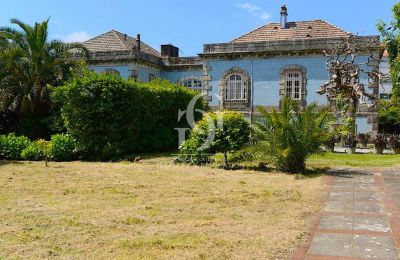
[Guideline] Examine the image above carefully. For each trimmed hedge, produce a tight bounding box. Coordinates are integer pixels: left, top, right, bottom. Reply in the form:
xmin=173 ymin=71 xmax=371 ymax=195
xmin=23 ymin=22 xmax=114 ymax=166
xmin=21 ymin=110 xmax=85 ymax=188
xmin=0 ymin=134 xmax=30 ymax=160
xmin=55 ymin=73 xmax=207 ymax=160
xmin=49 ymin=134 xmax=75 ymax=161
xmin=0 ymin=133 xmax=75 ymax=161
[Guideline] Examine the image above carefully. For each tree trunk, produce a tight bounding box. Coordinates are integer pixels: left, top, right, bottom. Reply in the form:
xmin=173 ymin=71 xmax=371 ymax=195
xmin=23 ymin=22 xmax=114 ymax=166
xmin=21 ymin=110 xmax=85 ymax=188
xmin=223 ymin=153 xmax=229 ymax=168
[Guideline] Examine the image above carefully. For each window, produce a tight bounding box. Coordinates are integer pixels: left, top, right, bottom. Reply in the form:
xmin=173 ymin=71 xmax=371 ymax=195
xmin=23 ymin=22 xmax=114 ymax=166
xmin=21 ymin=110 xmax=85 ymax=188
xmin=225 ymin=74 xmax=247 ymax=101
xmin=285 ymin=72 xmax=302 ymax=100
xmin=149 ymin=73 xmax=156 ymax=81
xmin=129 ymin=70 xmax=138 ymax=81
xmin=181 ymin=79 xmax=202 ymax=91
xmin=279 ymin=65 xmax=307 ymax=106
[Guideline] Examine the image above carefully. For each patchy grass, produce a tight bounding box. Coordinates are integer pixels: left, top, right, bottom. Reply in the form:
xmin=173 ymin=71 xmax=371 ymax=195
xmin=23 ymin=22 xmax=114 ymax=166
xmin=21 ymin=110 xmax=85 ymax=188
xmin=0 ymin=159 xmax=325 ymax=259
xmin=308 ymin=152 xmax=400 ymax=168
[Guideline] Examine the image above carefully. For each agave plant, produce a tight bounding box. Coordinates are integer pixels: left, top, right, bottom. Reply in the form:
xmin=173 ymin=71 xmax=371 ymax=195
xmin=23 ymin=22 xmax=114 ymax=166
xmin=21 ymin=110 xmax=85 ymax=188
xmin=253 ymin=98 xmax=332 ymax=173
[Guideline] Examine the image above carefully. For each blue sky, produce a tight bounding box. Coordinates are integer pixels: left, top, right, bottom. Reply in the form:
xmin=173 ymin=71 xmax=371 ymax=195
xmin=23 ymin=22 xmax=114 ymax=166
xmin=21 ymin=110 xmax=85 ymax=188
xmin=1 ymin=0 xmax=397 ymax=56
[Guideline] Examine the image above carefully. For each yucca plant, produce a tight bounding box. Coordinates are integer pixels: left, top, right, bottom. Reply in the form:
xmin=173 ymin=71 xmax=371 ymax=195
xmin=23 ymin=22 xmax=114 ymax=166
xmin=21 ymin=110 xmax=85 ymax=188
xmin=253 ymin=98 xmax=332 ymax=173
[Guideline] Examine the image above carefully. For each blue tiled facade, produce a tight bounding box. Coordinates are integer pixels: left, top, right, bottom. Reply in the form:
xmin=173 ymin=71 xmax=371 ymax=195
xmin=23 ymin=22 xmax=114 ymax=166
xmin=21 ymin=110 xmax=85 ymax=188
xmin=83 ymin=5 xmax=383 ymax=135
xmin=88 ymin=53 xmax=376 ymax=133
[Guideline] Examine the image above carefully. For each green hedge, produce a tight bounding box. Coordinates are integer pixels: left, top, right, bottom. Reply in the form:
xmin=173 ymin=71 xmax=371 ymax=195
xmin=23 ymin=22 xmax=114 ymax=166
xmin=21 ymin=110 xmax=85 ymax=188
xmin=55 ymin=73 xmax=207 ymax=160
xmin=0 ymin=134 xmax=30 ymax=160
xmin=0 ymin=133 xmax=76 ymax=161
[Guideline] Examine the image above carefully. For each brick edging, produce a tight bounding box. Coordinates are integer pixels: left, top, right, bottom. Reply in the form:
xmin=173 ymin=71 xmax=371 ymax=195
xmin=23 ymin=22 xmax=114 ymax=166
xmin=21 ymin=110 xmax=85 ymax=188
xmin=290 ymin=175 xmax=335 ymax=260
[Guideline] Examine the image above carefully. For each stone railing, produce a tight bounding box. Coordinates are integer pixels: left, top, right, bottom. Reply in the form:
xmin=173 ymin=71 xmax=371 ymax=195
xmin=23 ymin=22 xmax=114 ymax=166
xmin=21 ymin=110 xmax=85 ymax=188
xmin=202 ymin=36 xmax=381 ymax=55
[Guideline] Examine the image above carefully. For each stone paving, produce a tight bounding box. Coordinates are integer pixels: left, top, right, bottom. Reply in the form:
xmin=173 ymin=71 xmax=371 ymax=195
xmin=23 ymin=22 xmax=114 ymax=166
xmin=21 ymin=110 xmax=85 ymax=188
xmin=292 ymin=169 xmax=400 ymax=260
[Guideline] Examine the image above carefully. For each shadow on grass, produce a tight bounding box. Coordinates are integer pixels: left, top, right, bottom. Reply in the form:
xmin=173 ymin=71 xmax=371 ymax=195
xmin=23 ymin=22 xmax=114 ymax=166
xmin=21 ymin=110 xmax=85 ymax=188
xmin=0 ymin=160 xmax=25 ymax=167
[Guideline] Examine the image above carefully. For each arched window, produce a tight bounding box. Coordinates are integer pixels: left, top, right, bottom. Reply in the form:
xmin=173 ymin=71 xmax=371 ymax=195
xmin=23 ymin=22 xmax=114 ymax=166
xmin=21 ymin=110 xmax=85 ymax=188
xmin=220 ymin=67 xmax=251 ymax=110
xmin=181 ymin=79 xmax=202 ymax=91
xmin=225 ymin=74 xmax=246 ymax=101
xmin=129 ymin=69 xmax=138 ymax=81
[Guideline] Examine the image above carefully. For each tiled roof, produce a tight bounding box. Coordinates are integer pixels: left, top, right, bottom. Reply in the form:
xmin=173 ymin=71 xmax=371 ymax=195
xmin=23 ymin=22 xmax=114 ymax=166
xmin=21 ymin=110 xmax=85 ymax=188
xmin=83 ymin=30 xmax=161 ymax=57
xmin=231 ymin=20 xmax=351 ymax=43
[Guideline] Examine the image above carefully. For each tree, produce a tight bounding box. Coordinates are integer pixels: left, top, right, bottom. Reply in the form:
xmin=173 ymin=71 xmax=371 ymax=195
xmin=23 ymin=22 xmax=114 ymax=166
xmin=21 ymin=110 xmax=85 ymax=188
xmin=0 ymin=18 xmax=88 ymax=137
xmin=253 ymin=98 xmax=332 ymax=173
xmin=179 ymin=112 xmax=250 ymax=167
xmin=378 ymin=3 xmax=400 ymax=133
xmin=316 ymin=36 xmax=381 ymax=135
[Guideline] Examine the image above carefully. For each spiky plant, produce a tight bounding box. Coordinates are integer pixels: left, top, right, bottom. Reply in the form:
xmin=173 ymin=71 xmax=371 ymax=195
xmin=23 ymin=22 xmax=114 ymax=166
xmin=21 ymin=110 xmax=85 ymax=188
xmin=253 ymin=98 xmax=332 ymax=173
xmin=0 ymin=18 xmax=88 ymax=133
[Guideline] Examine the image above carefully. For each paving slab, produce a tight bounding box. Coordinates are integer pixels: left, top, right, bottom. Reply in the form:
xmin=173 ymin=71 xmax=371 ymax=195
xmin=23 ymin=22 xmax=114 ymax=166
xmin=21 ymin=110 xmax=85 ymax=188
xmin=319 ymin=215 xmax=353 ymax=230
xmin=354 ymin=215 xmax=391 ymax=232
xmin=309 ymin=233 xmax=353 ymax=257
xmin=352 ymin=235 xmax=398 ymax=259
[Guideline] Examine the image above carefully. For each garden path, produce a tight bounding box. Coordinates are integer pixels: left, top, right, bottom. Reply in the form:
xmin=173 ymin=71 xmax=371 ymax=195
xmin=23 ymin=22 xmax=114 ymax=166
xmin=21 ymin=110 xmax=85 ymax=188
xmin=293 ymin=168 xmax=400 ymax=259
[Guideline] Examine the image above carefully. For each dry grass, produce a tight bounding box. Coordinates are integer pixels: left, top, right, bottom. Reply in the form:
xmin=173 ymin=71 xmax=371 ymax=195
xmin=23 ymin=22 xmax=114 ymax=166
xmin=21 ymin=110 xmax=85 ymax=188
xmin=0 ymin=158 xmax=325 ymax=259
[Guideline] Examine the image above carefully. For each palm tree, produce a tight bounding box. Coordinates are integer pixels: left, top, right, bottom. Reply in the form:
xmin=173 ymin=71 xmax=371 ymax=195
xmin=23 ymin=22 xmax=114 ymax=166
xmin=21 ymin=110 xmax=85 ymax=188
xmin=0 ymin=18 xmax=88 ymax=136
xmin=253 ymin=98 xmax=332 ymax=173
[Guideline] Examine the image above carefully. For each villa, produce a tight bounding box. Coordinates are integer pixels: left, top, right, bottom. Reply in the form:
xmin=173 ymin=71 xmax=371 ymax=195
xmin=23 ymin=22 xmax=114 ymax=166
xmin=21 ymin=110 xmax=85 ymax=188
xmin=81 ymin=5 xmax=383 ymax=134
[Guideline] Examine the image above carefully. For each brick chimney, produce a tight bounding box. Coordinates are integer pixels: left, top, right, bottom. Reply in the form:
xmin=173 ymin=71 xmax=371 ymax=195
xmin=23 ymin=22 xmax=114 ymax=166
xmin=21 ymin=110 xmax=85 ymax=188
xmin=280 ymin=5 xmax=288 ymax=29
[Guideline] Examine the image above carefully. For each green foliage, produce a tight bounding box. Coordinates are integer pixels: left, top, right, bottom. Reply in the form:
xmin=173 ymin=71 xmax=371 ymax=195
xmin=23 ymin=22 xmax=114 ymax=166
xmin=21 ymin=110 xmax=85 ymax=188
xmin=56 ymin=72 xmax=207 ymax=160
xmin=48 ymin=134 xmax=75 ymax=162
xmin=0 ymin=133 xmax=30 ymax=160
xmin=253 ymin=98 xmax=332 ymax=173
xmin=378 ymin=3 xmax=400 ymax=130
xmin=21 ymin=139 xmax=49 ymax=161
xmin=179 ymin=112 xmax=251 ymax=166
xmin=0 ymin=18 xmax=88 ymax=138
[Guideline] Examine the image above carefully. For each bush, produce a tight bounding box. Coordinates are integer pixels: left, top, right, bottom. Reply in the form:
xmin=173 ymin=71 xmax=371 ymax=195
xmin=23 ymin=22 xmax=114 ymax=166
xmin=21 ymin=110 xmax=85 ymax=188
xmin=357 ymin=133 xmax=370 ymax=148
xmin=55 ymin=73 xmax=207 ymax=160
xmin=0 ymin=133 xmax=31 ymax=160
xmin=253 ymin=98 xmax=332 ymax=173
xmin=373 ymin=134 xmax=387 ymax=154
xmin=178 ymin=112 xmax=251 ymax=166
xmin=21 ymin=139 xmax=49 ymax=161
xmin=48 ymin=134 xmax=75 ymax=161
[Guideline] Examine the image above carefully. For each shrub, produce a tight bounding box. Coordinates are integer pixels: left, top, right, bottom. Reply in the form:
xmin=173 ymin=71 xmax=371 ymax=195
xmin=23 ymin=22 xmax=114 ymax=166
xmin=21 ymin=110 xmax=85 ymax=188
xmin=0 ymin=133 xmax=31 ymax=160
xmin=55 ymin=73 xmax=207 ymax=160
xmin=343 ymin=134 xmax=358 ymax=148
xmin=357 ymin=133 xmax=370 ymax=148
xmin=253 ymin=98 xmax=332 ymax=173
xmin=387 ymin=134 xmax=400 ymax=154
xmin=21 ymin=139 xmax=49 ymax=161
xmin=373 ymin=134 xmax=387 ymax=154
xmin=178 ymin=112 xmax=251 ymax=166
xmin=48 ymin=134 xmax=75 ymax=161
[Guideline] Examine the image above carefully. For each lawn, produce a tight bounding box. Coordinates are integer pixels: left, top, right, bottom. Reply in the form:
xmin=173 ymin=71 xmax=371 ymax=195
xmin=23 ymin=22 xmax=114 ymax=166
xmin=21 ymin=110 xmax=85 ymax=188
xmin=308 ymin=152 xmax=400 ymax=168
xmin=0 ymin=158 xmax=325 ymax=259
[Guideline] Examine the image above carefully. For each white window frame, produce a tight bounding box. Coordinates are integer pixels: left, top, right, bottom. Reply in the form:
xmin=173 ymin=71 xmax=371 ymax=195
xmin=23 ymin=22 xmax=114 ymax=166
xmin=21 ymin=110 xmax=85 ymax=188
xmin=225 ymin=74 xmax=247 ymax=102
xmin=285 ymin=71 xmax=302 ymax=101
xmin=181 ymin=79 xmax=202 ymax=91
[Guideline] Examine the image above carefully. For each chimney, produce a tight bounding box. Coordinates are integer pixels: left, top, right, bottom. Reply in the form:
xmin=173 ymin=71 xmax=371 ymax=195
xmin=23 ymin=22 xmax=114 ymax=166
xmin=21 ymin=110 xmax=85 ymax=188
xmin=280 ymin=5 xmax=288 ymax=29
xmin=161 ymin=44 xmax=179 ymax=58
xmin=136 ymin=34 xmax=141 ymax=51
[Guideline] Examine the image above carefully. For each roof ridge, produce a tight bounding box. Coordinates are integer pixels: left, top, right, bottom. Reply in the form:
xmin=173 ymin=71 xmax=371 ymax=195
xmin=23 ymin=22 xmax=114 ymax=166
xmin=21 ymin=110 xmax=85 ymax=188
xmin=111 ymin=30 xmax=130 ymax=50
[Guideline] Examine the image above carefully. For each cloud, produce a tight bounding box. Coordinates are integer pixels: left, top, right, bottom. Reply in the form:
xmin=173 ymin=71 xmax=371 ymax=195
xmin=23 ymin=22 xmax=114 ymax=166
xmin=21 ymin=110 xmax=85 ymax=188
xmin=234 ymin=3 xmax=270 ymax=20
xmin=61 ymin=31 xmax=91 ymax=43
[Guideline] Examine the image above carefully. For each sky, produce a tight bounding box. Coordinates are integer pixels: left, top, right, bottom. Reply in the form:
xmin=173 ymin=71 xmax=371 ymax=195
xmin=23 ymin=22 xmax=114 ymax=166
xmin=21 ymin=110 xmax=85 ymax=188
xmin=1 ymin=0 xmax=398 ymax=56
